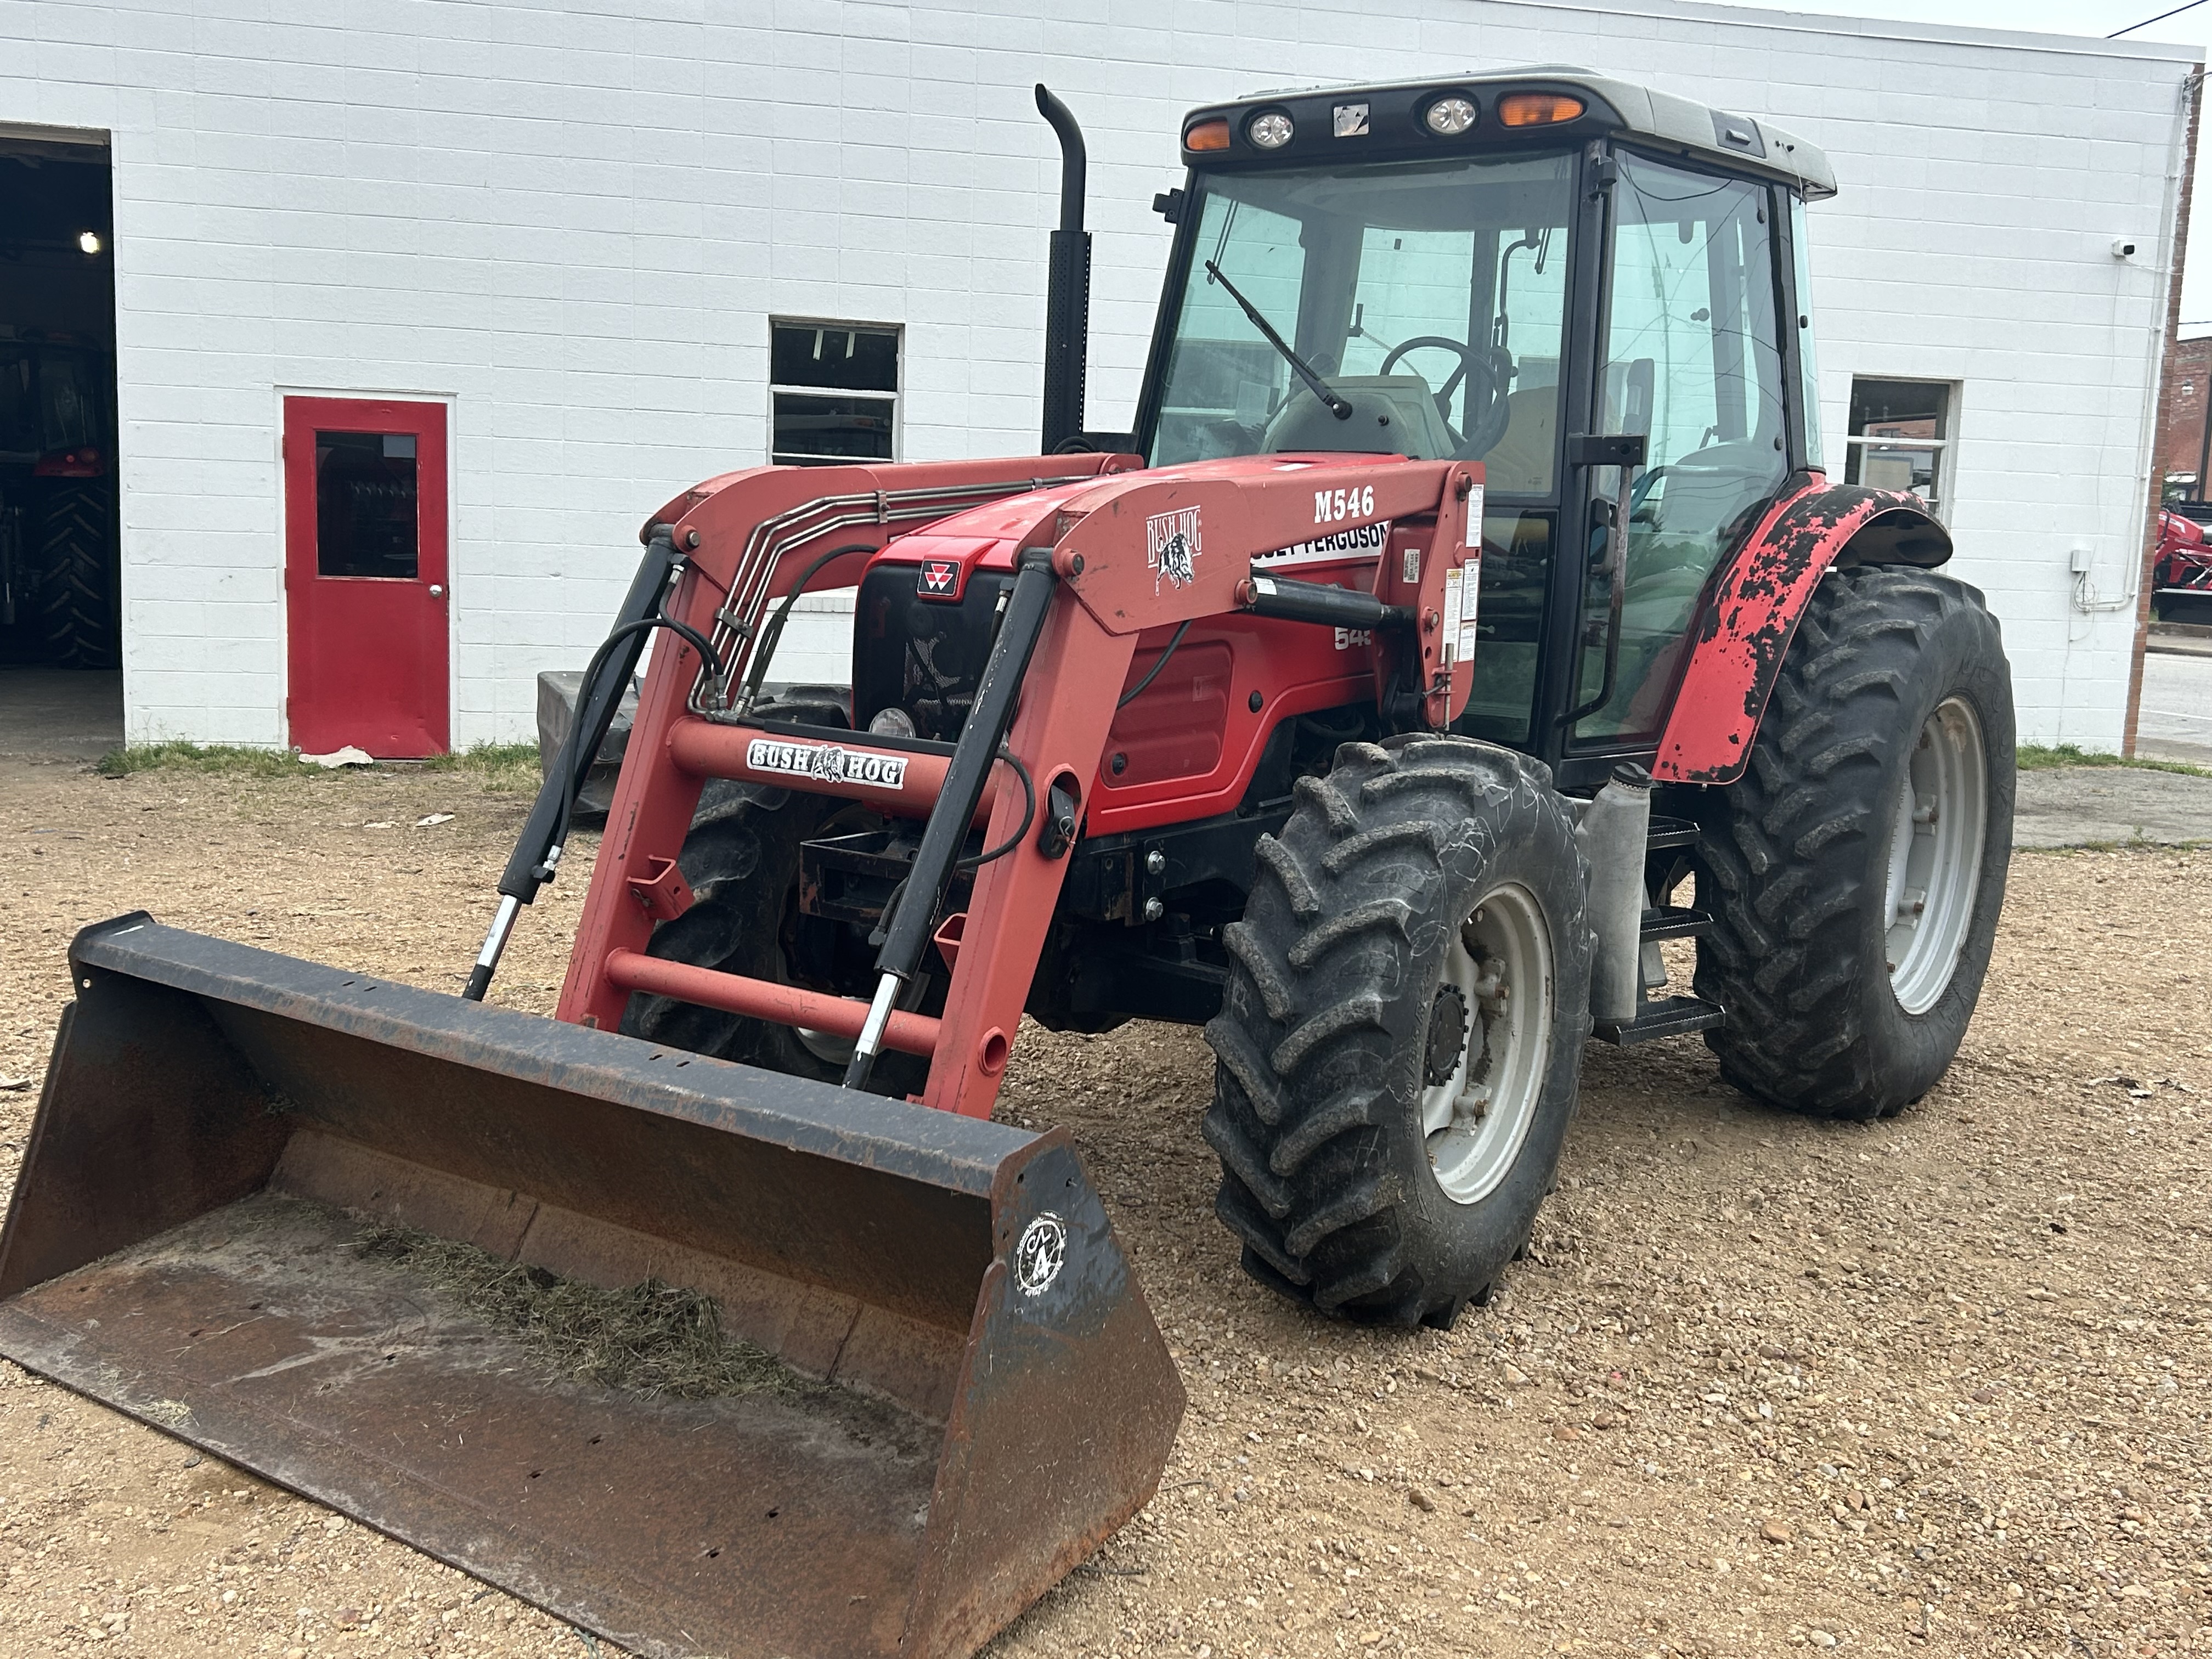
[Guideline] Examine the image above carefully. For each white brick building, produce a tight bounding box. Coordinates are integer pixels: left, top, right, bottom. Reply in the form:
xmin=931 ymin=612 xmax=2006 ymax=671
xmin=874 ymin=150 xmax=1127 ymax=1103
xmin=0 ymin=0 xmax=2197 ymax=751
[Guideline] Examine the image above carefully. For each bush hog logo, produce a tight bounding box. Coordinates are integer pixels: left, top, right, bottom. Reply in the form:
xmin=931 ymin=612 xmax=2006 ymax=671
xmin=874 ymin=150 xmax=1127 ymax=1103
xmin=917 ymin=558 xmax=961 ymax=599
xmin=1146 ymin=506 xmax=1200 ymax=592
xmin=744 ymin=738 xmax=909 ymax=791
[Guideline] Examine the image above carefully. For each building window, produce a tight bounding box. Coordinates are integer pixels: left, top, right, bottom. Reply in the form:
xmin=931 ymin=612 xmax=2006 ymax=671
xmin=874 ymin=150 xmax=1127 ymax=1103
xmin=770 ymin=321 xmax=899 ymax=466
xmin=1844 ymin=378 xmax=1953 ymax=510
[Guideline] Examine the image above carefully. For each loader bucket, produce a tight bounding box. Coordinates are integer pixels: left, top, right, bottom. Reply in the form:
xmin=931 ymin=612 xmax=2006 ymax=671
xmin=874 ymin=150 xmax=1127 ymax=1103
xmin=0 ymin=916 xmax=1183 ymax=1659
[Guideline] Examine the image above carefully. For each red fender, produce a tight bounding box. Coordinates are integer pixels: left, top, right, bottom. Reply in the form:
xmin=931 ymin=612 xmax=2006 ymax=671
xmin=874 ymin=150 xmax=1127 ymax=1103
xmin=1653 ymin=477 xmax=1951 ymax=785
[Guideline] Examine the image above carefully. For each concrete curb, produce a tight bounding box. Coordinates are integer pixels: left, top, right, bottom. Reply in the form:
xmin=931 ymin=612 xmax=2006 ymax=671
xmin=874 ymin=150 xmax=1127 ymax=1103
xmin=2015 ymin=764 xmax=2212 ymax=848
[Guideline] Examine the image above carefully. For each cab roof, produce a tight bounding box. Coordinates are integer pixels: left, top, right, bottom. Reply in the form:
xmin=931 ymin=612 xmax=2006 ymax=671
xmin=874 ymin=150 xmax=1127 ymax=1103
xmin=1182 ymin=65 xmax=1837 ymax=200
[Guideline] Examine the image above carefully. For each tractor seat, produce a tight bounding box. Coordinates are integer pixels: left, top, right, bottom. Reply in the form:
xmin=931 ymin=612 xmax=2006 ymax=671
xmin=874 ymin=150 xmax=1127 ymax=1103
xmin=1479 ymin=388 xmax=1558 ymax=494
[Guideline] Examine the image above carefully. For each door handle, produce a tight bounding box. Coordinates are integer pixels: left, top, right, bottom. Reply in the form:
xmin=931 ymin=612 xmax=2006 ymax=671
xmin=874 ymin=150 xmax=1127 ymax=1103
xmin=428 ymin=584 xmax=445 ymax=599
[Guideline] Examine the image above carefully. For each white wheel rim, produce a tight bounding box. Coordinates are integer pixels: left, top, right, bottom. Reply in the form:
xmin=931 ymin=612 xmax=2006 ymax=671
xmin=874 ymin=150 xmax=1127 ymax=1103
xmin=1881 ymin=695 xmax=1988 ymax=1016
xmin=1422 ymin=882 xmax=1554 ymax=1206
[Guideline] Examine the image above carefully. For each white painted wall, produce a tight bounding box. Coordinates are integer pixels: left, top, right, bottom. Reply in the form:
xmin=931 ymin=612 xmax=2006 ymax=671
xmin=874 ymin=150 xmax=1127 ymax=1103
xmin=0 ymin=0 xmax=2193 ymax=749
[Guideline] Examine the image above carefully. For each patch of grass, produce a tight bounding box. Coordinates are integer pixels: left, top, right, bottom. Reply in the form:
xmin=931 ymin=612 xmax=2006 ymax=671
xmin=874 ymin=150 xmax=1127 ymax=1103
xmin=95 ymin=737 xmax=546 ymax=789
xmin=95 ymin=741 xmax=306 ymax=779
xmin=2016 ymin=743 xmax=2211 ymax=778
xmin=415 ymin=740 xmax=543 ymax=789
xmin=353 ymin=1224 xmax=811 ymax=1401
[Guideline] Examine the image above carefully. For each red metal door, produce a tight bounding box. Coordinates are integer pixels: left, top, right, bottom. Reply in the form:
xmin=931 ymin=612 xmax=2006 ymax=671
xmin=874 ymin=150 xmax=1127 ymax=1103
xmin=284 ymin=397 xmax=449 ymax=757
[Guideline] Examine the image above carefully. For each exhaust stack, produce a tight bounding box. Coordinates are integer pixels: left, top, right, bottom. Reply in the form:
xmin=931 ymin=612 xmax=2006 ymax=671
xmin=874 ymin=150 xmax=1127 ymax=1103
xmin=1035 ymin=84 xmax=1091 ymax=454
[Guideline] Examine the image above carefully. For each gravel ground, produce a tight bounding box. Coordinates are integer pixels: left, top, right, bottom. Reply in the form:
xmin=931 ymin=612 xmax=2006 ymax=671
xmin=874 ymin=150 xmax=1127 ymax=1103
xmin=1 ymin=749 xmax=2208 ymax=1659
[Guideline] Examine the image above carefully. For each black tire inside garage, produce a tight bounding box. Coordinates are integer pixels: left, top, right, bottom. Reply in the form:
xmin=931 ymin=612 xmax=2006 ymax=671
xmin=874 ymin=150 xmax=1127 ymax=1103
xmin=33 ymin=479 xmax=120 ymax=669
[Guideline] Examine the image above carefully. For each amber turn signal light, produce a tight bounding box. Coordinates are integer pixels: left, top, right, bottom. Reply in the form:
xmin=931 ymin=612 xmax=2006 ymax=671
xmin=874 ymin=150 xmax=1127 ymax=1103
xmin=1183 ymin=117 xmax=1232 ymax=152
xmin=1496 ymin=92 xmax=1585 ymax=127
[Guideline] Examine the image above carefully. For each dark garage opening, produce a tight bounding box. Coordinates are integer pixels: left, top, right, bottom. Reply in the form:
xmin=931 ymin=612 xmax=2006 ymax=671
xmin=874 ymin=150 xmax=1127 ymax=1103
xmin=0 ymin=127 xmax=117 ymax=670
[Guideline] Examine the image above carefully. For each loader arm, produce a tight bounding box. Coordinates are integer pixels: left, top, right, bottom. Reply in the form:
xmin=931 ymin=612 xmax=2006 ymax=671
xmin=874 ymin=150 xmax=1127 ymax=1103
xmin=558 ymin=453 xmax=1482 ymax=1118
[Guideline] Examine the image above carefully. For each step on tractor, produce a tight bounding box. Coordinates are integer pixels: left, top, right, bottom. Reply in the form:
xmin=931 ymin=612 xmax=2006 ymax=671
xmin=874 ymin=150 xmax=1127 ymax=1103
xmin=0 ymin=67 xmax=2014 ymax=1659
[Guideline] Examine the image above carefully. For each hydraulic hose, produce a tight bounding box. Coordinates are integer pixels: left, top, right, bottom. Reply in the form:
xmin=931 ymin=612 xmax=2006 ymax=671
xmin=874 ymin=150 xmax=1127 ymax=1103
xmin=462 ymin=529 xmax=714 ymax=1002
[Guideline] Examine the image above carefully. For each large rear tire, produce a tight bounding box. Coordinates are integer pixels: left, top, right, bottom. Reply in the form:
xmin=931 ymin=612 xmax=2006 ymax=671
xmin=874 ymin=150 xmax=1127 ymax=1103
xmin=1203 ymin=735 xmax=1592 ymax=1328
xmin=1694 ymin=564 xmax=2015 ymax=1120
xmin=33 ymin=482 xmax=120 ymax=669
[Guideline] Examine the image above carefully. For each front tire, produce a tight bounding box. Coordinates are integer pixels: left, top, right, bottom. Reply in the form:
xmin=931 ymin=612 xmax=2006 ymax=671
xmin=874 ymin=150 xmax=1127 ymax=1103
xmin=1203 ymin=736 xmax=1593 ymax=1328
xmin=1694 ymin=564 xmax=2016 ymax=1120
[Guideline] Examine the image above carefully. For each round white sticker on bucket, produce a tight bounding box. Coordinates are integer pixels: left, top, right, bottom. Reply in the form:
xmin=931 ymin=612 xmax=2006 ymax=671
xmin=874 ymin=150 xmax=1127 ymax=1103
xmin=1014 ymin=1214 xmax=1068 ymax=1297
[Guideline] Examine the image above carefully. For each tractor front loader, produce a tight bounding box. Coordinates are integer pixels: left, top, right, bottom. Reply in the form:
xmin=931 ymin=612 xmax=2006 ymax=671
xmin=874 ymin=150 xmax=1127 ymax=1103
xmin=0 ymin=69 xmax=2014 ymax=1659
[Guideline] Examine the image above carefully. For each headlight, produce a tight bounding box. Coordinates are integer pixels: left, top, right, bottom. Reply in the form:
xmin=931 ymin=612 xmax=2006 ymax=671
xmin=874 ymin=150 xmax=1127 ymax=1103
xmin=1246 ymin=111 xmax=1294 ymax=150
xmin=868 ymin=706 xmax=918 ymax=738
xmin=1423 ymin=96 xmax=1477 ymax=137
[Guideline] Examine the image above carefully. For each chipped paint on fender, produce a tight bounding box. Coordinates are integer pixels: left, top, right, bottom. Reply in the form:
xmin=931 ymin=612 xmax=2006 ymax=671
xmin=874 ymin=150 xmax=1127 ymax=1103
xmin=1655 ymin=478 xmax=1951 ymax=785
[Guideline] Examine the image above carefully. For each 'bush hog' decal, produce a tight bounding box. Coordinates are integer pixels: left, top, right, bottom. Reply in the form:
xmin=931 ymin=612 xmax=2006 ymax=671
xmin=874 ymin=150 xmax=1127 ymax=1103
xmin=744 ymin=738 xmax=910 ymax=789
xmin=1146 ymin=506 xmax=1200 ymax=591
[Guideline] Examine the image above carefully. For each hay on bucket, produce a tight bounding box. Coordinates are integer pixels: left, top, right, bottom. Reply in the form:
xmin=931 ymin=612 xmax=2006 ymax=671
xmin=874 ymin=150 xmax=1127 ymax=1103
xmin=353 ymin=1224 xmax=811 ymax=1401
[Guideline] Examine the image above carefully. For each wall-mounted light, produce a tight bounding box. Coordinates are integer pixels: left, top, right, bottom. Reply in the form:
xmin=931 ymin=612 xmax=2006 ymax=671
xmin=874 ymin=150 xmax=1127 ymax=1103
xmin=76 ymin=230 xmax=102 ymax=255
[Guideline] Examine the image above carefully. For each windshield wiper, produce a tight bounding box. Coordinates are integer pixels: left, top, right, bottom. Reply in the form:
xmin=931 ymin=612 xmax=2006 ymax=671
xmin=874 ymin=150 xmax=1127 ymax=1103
xmin=1204 ymin=259 xmax=1352 ymax=421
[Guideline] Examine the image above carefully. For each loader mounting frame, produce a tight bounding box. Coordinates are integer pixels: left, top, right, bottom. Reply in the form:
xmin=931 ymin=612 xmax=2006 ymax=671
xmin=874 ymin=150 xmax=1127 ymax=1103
xmin=557 ymin=452 xmax=1483 ymax=1118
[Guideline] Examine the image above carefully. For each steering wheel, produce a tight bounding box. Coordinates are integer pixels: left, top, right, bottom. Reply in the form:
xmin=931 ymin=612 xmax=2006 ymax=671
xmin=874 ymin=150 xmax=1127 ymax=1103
xmin=1376 ymin=335 xmax=1511 ymax=459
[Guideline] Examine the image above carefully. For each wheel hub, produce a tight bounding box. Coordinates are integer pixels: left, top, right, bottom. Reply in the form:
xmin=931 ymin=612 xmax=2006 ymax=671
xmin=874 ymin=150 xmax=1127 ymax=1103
xmin=1424 ymin=986 xmax=1469 ymax=1087
xmin=1420 ymin=884 xmax=1554 ymax=1206
xmin=1881 ymin=696 xmax=1988 ymax=1015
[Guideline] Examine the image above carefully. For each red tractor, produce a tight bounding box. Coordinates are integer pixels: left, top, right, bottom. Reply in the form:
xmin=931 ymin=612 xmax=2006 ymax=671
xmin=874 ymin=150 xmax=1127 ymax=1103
xmin=2155 ymin=505 xmax=2212 ymax=622
xmin=2 ymin=70 xmax=2013 ymax=1659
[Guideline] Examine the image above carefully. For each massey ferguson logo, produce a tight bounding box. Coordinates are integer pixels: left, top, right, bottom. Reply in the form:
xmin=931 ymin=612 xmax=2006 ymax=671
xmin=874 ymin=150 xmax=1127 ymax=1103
xmin=1259 ymin=520 xmax=1392 ymax=569
xmin=744 ymin=738 xmax=909 ymax=791
xmin=1146 ymin=506 xmax=1200 ymax=591
xmin=917 ymin=558 xmax=960 ymax=599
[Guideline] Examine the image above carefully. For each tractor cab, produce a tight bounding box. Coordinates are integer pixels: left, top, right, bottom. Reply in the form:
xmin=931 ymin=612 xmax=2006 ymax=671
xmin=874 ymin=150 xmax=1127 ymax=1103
xmin=1132 ymin=69 xmax=1832 ymax=782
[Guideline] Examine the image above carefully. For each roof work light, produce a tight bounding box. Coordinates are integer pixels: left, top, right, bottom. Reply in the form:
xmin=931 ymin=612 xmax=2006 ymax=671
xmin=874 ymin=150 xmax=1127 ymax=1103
xmin=1423 ymin=95 xmax=1477 ymax=136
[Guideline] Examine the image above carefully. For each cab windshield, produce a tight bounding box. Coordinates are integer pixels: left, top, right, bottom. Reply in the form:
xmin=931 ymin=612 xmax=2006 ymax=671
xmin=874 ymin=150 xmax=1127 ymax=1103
xmin=1149 ymin=151 xmax=1576 ymax=495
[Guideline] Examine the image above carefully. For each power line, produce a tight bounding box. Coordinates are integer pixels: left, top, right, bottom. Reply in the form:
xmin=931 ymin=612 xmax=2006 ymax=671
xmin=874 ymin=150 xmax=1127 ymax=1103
xmin=2110 ymin=0 xmax=2208 ymax=37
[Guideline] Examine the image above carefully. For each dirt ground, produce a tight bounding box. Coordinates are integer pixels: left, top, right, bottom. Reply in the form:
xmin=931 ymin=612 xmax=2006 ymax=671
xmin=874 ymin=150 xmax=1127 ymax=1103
xmin=1 ymin=749 xmax=2208 ymax=1659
